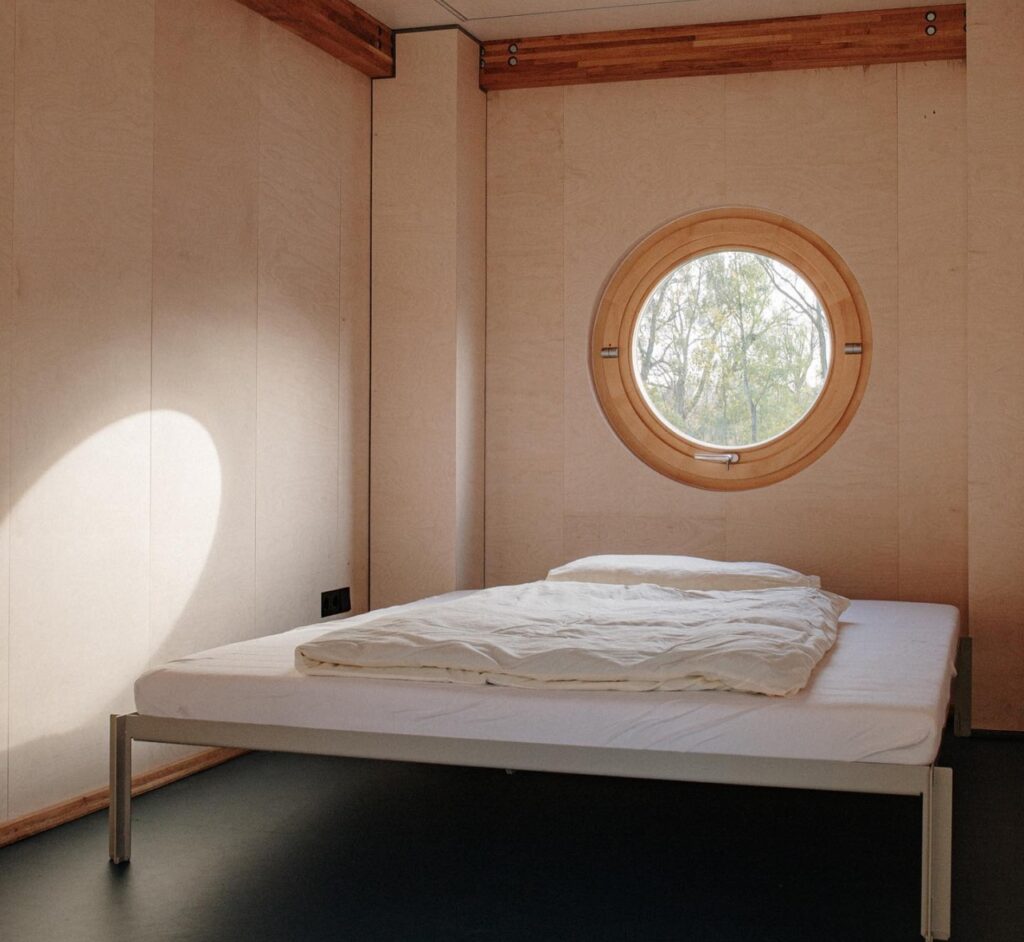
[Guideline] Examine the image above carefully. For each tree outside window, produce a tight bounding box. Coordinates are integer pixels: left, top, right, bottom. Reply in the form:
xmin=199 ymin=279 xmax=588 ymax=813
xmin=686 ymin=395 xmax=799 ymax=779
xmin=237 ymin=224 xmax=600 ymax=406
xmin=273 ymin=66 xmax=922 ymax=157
xmin=632 ymin=251 xmax=831 ymax=448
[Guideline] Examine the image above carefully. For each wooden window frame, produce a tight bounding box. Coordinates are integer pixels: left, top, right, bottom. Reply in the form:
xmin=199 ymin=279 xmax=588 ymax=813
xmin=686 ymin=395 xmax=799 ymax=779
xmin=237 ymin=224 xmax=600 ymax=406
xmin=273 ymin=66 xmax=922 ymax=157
xmin=591 ymin=208 xmax=871 ymax=491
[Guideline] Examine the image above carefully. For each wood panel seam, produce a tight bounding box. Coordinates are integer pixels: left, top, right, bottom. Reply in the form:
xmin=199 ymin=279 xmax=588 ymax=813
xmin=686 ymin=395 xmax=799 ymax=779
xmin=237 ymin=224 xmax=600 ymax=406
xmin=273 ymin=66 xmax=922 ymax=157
xmin=559 ymin=85 xmax=567 ymax=573
xmin=148 ymin=0 xmax=157 ymax=702
xmin=2 ymin=0 xmax=14 ymax=825
xmin=896 ymin=62 xmax=902 ymax=602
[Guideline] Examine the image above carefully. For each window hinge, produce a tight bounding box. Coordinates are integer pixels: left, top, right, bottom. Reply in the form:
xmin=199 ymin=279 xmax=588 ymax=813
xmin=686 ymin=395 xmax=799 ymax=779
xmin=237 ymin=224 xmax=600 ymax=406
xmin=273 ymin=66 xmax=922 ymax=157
xmin=600 ymin=346 xmax=619 ymax=359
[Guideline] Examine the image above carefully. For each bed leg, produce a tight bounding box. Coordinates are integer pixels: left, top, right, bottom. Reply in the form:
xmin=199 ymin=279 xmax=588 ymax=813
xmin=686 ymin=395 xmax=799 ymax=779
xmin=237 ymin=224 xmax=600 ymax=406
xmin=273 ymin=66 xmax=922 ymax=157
xmin=920 ymin=772 xmax=933 ymax=941
xmin=929 ymin=767 xmax=953 ymax=940
xmin=954 ymin=638 xmax=972 ymax=737
xmin=921 ymin=767 xmax=953 ymax=940
xmin=109 ymin=714 xmax=132 ymax=864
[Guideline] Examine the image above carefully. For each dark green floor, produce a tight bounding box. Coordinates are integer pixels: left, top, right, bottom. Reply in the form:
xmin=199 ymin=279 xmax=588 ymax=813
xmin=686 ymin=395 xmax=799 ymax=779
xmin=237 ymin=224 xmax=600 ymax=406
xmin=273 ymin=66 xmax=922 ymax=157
xmin=0 ymin=729 xmax=1020 ymax=941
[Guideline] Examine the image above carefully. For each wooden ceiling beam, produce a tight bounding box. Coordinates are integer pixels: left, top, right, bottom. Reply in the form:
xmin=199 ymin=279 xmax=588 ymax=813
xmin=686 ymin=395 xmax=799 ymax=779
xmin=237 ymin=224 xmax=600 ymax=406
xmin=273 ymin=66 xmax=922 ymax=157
xmin=236 ymin=0 xmax=394 ymax=78
xmin=480 ymin=4 xmax=966 ymax=91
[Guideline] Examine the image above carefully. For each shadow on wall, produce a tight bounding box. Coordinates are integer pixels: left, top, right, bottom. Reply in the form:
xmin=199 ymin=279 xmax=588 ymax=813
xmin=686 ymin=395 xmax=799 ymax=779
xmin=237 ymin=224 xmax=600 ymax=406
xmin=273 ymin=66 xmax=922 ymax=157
xmin=3 ymin=409 xmax=224 ymax=815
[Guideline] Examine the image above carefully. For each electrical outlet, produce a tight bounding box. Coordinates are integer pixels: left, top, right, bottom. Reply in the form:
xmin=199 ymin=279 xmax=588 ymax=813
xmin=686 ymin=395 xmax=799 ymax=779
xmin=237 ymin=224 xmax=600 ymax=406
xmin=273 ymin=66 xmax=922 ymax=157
xmin=321 ymin=586 xmax=351 ymax=618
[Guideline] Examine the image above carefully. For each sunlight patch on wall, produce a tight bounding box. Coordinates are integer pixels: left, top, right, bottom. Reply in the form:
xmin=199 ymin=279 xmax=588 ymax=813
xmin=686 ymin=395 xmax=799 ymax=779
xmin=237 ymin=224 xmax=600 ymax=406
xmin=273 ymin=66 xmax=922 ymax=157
xmin=149 ymin=409 xmax=223 ymax=647
xmin=7 ymin=410 xmax=221 ymax=740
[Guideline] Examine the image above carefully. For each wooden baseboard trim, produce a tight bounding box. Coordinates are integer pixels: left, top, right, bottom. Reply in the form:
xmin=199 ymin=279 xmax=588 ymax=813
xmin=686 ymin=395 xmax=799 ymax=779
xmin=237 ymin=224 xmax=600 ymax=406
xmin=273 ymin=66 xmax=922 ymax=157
xmin=0 ymin=747 xmax=246 ymax=849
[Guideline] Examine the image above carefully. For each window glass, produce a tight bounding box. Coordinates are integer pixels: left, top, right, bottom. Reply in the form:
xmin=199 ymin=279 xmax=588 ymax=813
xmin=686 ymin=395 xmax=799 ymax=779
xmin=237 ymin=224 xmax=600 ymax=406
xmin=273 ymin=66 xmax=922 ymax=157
xmin=632 ymin=251 xmax=831 ymax=448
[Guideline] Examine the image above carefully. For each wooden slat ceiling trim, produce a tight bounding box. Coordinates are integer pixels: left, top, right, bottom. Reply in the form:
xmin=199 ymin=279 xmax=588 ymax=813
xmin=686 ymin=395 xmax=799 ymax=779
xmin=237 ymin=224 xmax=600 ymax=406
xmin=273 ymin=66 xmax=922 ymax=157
xmin=480 ymin=4 xmax=966 ymax=91
xmin=235 ymin=0 xmax=394 ymax=78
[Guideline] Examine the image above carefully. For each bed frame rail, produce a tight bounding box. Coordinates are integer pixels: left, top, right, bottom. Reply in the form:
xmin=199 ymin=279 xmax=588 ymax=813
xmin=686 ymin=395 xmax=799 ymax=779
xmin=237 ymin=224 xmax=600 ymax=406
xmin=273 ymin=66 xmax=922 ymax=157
xmin=109 ymin=712 xmax=954 ymax=940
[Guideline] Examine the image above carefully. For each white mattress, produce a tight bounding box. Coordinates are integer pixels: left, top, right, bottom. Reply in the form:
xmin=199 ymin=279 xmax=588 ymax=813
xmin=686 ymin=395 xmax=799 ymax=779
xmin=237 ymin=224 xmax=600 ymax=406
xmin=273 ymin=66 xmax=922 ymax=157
xmin=135 ymin=593 xmax=960 ymax=766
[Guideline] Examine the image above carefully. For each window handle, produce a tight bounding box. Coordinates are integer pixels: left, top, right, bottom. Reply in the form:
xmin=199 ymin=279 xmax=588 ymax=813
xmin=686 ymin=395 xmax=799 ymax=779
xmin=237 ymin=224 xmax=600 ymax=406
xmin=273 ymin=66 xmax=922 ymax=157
xmin=695 ymin=452 xmax=739 ymax=465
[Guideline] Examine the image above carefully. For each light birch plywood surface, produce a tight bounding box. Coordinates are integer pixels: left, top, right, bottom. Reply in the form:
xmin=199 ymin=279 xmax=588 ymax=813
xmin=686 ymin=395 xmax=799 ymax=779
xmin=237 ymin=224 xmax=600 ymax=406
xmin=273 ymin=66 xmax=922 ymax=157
xmin=967 ymin=0 xmax=1024 ymax=730
xmin=454 ymin=32 xmax=487 ymax=593
xmin=561 ymin=77 xmax=728 ymax=543
xmin=721 ymin=66 xmax=899 ymax=599
xmin=336 ymin=50 xmax=372 ymax=619
xmin=257 ymin=23 xmax=352 ymax=635
xmin=371 ymin=30 xmax=485 ymax=607
xmin=151 ymin=0 xmax=259 ymax=669
xmin=485 ymin=88 xmax=567 ymax=587
xmin=0 ymin=0 xmax=374 ymax=825
xmin=897 ymin=60 xmax=967 ymax=612
xmin=9 ymin=0 xmax=154 ymax=817
xmin=371 ymin=31 xmax=459 ymax=607
xmin=485 ymin=61 xmax=970 ymax=611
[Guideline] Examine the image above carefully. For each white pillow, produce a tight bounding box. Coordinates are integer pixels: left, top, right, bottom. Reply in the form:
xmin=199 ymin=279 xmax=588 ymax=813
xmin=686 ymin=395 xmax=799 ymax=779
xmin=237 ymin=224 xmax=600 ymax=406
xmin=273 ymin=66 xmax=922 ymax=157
xmin=545 ymin=554 xmax=820 ymax=591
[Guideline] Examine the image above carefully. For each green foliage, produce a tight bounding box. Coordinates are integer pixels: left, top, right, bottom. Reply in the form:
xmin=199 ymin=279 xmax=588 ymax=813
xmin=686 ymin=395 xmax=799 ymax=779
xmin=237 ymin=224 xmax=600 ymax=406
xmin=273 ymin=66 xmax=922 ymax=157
xmin=633 ymin=251 xmax=830 ymax=447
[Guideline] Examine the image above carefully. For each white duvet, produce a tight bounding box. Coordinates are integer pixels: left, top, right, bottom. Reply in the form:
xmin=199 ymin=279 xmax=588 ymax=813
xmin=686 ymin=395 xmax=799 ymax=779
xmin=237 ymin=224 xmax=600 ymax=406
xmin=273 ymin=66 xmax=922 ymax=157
xmin=295 ymin=581 xmax=849 ymax=697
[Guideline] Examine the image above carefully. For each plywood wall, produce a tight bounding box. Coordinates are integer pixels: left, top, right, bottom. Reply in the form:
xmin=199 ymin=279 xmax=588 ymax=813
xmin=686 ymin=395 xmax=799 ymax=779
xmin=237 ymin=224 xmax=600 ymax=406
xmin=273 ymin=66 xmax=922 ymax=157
xmin=897 ymin=61 xmax=968 ymax=615
xmin=487 ymin=62 xmax=968 ymax=608
xmin=371 ymin=29 xmax=485 ymax=608
xmin=0 ymin=0 xmax=370 ymax=822
xmin=10 ymin=0 xmax=155 ymax=818
xmin=151 ymin=0 xmax=259 ymax=672
xmin=256 ymin=21 xmax=370 ymax=634
xmin=454 ymin=31 xmax=487 ymax=594
xmin=967 ymin=0 xmax=1024 ymax=731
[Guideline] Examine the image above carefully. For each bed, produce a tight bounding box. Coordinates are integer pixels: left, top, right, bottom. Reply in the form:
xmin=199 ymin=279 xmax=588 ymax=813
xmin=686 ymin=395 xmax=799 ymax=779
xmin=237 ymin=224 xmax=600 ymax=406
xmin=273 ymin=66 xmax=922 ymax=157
xmin=110 ymin=582 xmax=970 ymax=942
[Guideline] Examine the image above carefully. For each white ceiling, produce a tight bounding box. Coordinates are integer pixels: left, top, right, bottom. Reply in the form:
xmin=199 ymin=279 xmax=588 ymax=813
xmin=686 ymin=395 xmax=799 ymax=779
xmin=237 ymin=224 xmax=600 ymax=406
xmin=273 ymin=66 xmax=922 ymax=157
xmin=358 ymin=0 xmax=944 ymax=41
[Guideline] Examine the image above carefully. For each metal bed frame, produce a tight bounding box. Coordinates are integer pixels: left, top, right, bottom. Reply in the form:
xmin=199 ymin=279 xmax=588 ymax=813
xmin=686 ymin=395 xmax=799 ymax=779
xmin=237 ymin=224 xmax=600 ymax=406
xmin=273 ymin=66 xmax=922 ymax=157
xmin=109 ymin=637 xmax=972 ymax=942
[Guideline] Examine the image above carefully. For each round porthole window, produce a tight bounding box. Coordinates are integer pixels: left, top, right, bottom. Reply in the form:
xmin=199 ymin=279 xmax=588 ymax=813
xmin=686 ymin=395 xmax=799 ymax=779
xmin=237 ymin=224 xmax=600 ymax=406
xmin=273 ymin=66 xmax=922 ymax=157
xmin=592 ymin=208 xmax=871 ymax=490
